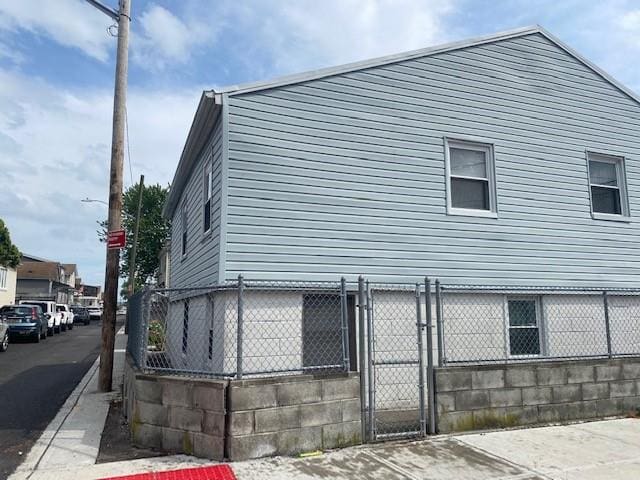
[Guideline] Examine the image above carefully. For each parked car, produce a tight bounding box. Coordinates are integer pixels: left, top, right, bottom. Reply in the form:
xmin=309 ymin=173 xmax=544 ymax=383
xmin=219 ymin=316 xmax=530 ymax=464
xmin=0 ymin=314 xmax=8 ymax=352
xmin=0 ymin=305 xmax=47 ymax=342
xmin=56 ymin=304 xmax=74 ymax=331
xmin=71 ymin=305 xmax=90 ymax=325
xmin=19 ymin=300 xmax=60 ymax=335
xmin=88 ymin=306 xmax=103 ymax=321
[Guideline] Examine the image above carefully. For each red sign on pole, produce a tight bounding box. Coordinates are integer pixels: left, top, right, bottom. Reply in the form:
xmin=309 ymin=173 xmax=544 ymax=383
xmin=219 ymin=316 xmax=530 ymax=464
xmin=107 ymin=229 xmax=126 ymax=250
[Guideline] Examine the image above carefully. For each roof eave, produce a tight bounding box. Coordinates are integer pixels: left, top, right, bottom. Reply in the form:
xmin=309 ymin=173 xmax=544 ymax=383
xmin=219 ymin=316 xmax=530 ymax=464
xmin=163 ymin=91 xmax=221 ymax=219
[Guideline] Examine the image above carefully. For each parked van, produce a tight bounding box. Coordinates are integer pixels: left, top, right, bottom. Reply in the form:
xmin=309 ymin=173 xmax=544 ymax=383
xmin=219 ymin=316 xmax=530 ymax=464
xmin=19 ymin=300 xmax=60 ymax=335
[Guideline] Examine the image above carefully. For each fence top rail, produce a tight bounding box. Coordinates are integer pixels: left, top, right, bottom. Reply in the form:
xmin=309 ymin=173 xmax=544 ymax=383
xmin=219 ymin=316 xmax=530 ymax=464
xmin=438 ymin=284 xmax=640 ymax=295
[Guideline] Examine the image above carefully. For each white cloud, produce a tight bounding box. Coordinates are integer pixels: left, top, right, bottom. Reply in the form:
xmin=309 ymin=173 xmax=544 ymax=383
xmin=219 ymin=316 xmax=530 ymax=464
xmin=0 ymin=0 xmax=114 ymax=62
xmin=619 ymin=9 xmax=640 ymax=48
xmin=132 ymin=3 xmax=218 ymax=71
xmin=0 ymin=68 xmax=200 ymax=285
xmin=208 ymin=0 xmax=456 ymax=77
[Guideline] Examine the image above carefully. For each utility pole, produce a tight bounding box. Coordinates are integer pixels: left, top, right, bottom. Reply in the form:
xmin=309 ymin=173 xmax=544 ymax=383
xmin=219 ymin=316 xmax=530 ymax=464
xmin=84 ymin=0 xmax=131 ymax=392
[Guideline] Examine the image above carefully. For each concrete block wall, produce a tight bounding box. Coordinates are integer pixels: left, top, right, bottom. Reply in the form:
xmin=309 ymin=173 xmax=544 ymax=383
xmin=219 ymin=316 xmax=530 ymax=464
xmin=544 ymin=295 xmax=607 ymax=358
xmin=435 ymin=357 xmax=640 ymax=433
xmin=226 ymin=373 xmax=361 ymax=460
xmin=124 ymin=356 xmax=226 ymax=460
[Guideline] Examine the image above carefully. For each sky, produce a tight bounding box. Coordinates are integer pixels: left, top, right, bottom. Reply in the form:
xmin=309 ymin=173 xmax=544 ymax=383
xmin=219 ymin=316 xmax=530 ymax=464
xmin=0 ymin=0 xmax=639 ymax=287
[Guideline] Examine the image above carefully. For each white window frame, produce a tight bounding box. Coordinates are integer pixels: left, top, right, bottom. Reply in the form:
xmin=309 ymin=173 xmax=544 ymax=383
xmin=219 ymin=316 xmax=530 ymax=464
xmin=203 ymin=157 xmax=213 ymax=234
xmin=444 ymin=137 xmax=498 ymax=218
xmin=504 ymin=296 xmax=544 ymax=358
xmin=586 ymin=151 xmax=630 ymax=222
xmin=181 ymin=202 xmax=188 ymax=258
xmin=0 ymin=267 xmax=7 ymax=290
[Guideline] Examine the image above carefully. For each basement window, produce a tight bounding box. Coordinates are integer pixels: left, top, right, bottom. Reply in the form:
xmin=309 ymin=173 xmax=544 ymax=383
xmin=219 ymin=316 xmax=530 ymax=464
xmin=182 ymin=298 xmax=189 ymax=355
xmin=507 ymin=298 xmax=541 ymax=356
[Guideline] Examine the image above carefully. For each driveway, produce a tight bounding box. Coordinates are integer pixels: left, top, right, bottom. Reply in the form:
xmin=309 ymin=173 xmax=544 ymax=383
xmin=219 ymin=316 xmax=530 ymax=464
xmin=233 ymin=418 xmax=640 ymax=479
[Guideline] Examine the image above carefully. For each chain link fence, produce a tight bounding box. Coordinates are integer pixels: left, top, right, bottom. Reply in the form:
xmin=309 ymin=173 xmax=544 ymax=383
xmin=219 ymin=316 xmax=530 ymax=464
xmin=438 ymin=284 xmax=640 ymax=365
xmin=127 ymin=278 xmax=351 ymax=379
xmin=126 ymin=276 xmax=640 ymax=443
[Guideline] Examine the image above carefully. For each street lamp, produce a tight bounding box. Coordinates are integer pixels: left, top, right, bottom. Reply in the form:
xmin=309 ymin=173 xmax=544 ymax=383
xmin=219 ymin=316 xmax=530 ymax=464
xmin=81 ymin=198 xmax=109 ymax=206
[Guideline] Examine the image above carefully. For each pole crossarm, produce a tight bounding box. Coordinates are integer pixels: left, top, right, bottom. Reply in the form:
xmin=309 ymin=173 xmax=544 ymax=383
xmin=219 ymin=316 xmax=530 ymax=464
xmin=84 ymin=0 xmax=120 ymax=21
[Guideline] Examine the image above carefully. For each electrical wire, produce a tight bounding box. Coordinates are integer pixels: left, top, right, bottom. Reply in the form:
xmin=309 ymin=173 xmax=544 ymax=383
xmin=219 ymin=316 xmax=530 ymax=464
xmin=125 ymin=105 xmax=134 ymax=187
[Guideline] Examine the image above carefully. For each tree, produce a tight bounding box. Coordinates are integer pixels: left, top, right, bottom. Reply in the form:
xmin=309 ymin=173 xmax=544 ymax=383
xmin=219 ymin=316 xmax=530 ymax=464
xmin=0 ymin=219 xmax=21 ymax=268
xmin=98 ymin=182 xmax=171 ymax=292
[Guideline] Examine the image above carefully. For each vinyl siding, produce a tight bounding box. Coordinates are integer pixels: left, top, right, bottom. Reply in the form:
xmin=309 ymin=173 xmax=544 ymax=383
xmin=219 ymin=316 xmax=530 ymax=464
xmin=169 ymin=113 xmax=223 ymax=288
xmin=222 ymin=33 xmax=640 ymax=287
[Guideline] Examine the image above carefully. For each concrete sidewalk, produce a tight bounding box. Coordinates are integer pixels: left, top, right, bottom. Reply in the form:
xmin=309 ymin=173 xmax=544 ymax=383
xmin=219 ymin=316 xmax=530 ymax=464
xmin=232 ymin=419 xmax=640 ymax=480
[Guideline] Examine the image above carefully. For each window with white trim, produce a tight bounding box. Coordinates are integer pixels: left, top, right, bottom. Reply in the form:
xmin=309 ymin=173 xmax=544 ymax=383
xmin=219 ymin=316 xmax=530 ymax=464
xmin=588 ymin=152 xmax=629 ymax=218
xmin=203 ymin=162 xmax=212 ymax=233
xmin=181 ymin=203 xmax=188 ymax=256
xmin=445 ymin=139 xmax=497 ymax=216
xmin=507 ymin=298 xmax=541 ymax=356
xmin=0 ymin=267 xmax=7 ymax=290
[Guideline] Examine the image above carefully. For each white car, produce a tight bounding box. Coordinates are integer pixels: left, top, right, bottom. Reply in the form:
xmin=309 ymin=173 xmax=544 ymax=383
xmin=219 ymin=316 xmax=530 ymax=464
xmin=56 ymin=304 xmax=74 ymax=331
xmin=88 ymin=307 xmax=103 ymax=321
xmin=19 ymin=300 xmax=61 ymax=335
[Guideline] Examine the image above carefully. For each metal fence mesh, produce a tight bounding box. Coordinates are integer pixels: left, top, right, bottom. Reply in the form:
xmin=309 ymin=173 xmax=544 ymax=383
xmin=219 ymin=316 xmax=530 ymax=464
xmin=439 ymin=286 xmax=640 ymax=365
xmin=128 ymin=280 xmax=350 ymax=379
xmin=368 ymin=284 xmax=421 ymax=438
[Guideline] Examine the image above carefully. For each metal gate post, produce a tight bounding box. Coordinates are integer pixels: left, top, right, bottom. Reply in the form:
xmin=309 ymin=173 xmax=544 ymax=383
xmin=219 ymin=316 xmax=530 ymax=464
xmin=340 ymin=277 xmax=350 ymax=372
xmin=415 ymin=283 xmax=426 ymax=437
xmin=236 ymin=275 xmax=244 ymax=380
xmin=357 ymin=276 xmax=367 ymax=443
xmin=603 ymin=291 xmax=613 ymax=359
xmin=366 ymin=281 xmax=375 ymax=441
xmin=435 ymin=280 xmax=444 ymax=367
xmin=425 ymin=277 xmax=436 ymax=434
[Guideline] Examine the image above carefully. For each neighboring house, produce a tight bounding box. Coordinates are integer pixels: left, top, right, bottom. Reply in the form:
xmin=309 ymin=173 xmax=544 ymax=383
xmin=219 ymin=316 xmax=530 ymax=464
xmin=76 ymin=283 xmax=102 ymax=307
xmin=161 ymin=26 xmax=640 ymax=371
xmin=16 ymin=261 xmax=75 ymax=304
xmin=0 ymin=264 xmax=17 ymax=306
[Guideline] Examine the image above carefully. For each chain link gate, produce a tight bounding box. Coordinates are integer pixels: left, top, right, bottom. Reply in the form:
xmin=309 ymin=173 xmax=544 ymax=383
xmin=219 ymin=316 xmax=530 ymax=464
xmin=362 ymin=281 xmax=430 ymax=441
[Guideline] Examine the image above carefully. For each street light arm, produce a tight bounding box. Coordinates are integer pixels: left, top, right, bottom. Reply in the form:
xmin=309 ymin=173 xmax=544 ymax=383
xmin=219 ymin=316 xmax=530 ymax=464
xmin=84 ymin=0 xmax=119 ymax=21
xmin=82 ymin=198 xmax=109 ymax=206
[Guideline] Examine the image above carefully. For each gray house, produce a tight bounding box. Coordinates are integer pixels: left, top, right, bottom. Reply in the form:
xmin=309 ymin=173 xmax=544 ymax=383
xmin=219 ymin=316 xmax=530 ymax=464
xmin=161 ymin=26 xmax=640 ymax=374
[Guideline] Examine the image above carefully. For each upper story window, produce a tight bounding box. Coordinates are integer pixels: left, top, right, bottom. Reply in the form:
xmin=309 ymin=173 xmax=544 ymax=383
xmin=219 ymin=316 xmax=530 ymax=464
xmin=0 ymin=267 xmax=7 ymax=290
xmin=587 ymin=152 xmax=629 ymax=220
xmin=181 ymin=203 xmax=188 ymax=257
xmin=445 ymin=138 xmax=497 ymax=218
xmin=203 ymin=161 xmax=213 ymax=233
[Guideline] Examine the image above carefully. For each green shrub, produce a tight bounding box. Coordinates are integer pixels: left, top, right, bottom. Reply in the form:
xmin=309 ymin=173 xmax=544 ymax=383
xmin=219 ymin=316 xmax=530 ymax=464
xmin=148 ymin=320 xmax=166 ymax=350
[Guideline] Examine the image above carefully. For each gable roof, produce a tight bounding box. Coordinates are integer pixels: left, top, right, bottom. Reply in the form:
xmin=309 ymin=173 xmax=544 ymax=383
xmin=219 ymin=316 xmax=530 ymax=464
xmin=216 ymin=25 xmax=640 ymax=105
xmin=18 ymin=261 xmax=62 ymax=282
xmin=163 ymin=25 xmax=640 ymax=218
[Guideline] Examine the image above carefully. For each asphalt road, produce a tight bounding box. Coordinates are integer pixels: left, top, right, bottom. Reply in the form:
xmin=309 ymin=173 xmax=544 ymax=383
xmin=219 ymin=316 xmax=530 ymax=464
xmin=0 ymin=319 xmax=108 ymax=478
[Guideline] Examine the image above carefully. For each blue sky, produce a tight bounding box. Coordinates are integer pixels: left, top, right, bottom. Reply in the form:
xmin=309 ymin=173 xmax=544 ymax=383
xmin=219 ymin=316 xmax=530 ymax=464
xmin=0 ymin=0 xmax=639 ymax=287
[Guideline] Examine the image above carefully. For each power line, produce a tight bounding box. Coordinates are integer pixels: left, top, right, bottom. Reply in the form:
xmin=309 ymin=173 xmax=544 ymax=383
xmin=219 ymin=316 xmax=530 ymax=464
xmin=125 ymin=105 xmax=134 ymax=187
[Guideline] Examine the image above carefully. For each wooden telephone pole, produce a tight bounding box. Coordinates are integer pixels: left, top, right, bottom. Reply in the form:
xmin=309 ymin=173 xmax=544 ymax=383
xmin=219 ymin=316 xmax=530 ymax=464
xmin=85 ymin=0 xmax=131 ymax=392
